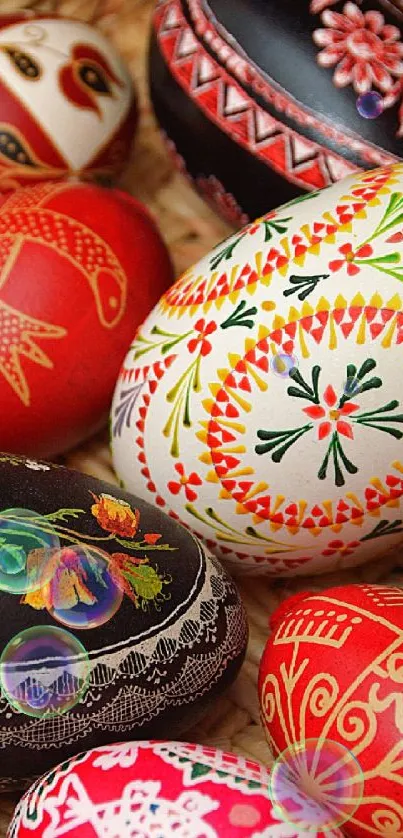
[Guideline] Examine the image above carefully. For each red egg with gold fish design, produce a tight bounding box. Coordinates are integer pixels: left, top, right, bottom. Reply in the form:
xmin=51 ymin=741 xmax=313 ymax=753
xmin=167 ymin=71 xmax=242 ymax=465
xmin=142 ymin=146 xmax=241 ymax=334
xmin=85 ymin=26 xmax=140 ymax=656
xmin=0 ymin=181 xmax=173 ymax=457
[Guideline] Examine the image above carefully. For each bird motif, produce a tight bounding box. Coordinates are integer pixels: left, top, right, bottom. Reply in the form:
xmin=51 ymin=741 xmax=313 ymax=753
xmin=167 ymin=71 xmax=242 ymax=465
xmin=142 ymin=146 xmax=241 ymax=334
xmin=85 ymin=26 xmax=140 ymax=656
xmin=0 ymin=183 xmax=128 ymax=405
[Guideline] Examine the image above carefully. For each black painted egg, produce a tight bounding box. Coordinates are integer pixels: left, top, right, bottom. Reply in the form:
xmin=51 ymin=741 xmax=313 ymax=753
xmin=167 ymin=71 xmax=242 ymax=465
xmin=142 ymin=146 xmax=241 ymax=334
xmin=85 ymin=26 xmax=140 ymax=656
xmin=150 ymin=0 xmax=403 ymax=224
xmin=0 ymin=453 xmax=247 ymax=791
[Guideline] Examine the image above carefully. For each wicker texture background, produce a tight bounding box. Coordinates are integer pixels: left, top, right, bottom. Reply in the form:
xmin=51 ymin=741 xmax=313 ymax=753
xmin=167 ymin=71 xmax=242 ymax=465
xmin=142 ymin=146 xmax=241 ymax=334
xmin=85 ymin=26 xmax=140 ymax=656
xmin=0 ymin=0 xmax=403 ymax=832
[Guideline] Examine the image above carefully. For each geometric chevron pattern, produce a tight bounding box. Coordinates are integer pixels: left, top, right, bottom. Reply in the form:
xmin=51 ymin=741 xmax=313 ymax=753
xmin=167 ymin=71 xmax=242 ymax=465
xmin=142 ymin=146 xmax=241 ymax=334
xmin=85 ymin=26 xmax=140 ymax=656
xmin=154 ymin=0 xmax=367 ymax=192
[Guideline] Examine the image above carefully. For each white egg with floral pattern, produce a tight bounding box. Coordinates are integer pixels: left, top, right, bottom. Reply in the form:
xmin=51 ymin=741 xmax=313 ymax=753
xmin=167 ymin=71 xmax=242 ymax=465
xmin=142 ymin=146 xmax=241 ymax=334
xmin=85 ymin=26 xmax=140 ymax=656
xmin=112 ymin=164 xmax=403 ymax=575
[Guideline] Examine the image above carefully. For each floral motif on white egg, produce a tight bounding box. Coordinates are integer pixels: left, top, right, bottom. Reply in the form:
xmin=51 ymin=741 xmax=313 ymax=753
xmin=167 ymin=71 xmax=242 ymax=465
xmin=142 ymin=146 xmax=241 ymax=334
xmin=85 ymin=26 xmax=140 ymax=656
xmin=112 ymin=164 xmax=403 ymax=575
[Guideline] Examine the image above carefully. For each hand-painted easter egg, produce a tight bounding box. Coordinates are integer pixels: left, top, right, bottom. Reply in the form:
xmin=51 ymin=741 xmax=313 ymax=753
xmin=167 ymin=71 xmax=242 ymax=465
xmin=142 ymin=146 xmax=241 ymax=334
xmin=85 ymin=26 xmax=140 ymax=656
xmin=150 ymin=0 xmax=403 ymax=225
xmin=7 ymin=739 xmax=346 ymax=837
xmin=0 ymin=454 xmax=247 ymax=790
xmin=259 ymin=583 xmax=403 ymax=838
xmin=112 ymin=163 xmax=403 ymax=576
xmin=0 ymin=180 xmax=173 ymax=458
xmin=0 ymin=12 xmax=137 ymax=189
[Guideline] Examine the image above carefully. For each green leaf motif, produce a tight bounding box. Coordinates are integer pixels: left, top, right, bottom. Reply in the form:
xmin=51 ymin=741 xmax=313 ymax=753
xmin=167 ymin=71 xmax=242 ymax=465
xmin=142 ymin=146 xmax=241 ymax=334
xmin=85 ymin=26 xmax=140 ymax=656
xmin=255 ymin=356 xmax=403 ymax=487
xmin=190 ymin=764 xmax=212 ymax=780
xmin=186 ymin=503 xmax=295 ymax=553
xmin=221 ymin=300 xmax=257 ymax=330
xmin=255 ymin=424 xmax=312 ymax=461
xmin=42 ymin=508 xmax=86 ymax=523
xmin=0 ymin=542 xmax=25 ymax=574
xmin=283 ymin=273 xmax=330 ymax=301
xmin=279 ymin=190 xmax=323 ymax=211
xmin=132 ymin=324 xmax=191 ymax=361
xmin=317 ymin=431 xmax=358 ymax=488
xmin=287 ymin=366 xmax=321 ymax=404
xmin=367 ymin=192 xmax=403 ymax=242
xmin=164 ymin=356 xmax=202 ymax=457
xmin=354 ymin=399 xmax=403 ymax=440
xmin=115 ymin=537 xmax=176 ymax=552
xmin=125 ymin=563 xmax=163 ymax=600
xmin=262 ymin=216 xmax=292 ymax=242
xmin=339 ymin=358 xmax=381 ymax=408
xmin=0 ymin=523 xmax=49 ymax=550
xmin=361 ymin=519 xmax=403 ymax=542
xmin=209 ymin=234 xmax=245 ymax=271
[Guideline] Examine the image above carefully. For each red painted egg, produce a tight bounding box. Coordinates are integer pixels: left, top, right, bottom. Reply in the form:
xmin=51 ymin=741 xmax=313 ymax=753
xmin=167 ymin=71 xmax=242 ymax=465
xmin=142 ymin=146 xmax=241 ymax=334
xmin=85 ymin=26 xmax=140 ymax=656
xmin=259 ymin=583 xmax=403 ymax=837
xmin=0 ymin=13 xmax=137 ymax=190
xmin=0 ymin=181 xmax=173 ymax=458
xmin=7 ymin=740 xmax=345 ymax=837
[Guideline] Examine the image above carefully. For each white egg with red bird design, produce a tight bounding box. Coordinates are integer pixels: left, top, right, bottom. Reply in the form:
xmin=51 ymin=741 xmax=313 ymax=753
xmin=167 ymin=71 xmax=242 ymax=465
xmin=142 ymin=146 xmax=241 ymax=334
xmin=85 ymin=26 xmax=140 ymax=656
xmin=0 ymin=11 xmax=137 ymax=189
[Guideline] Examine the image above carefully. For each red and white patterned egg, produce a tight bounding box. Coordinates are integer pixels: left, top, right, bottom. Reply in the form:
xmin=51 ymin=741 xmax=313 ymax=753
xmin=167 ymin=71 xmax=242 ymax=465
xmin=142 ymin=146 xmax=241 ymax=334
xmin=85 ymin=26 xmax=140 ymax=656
xmin=0 ymin=13 xmax=137 ymax=190
xmin=7 ymin=740 xmax=345 ymax=837
xmin=111 ymin=163 xmax=403 ymax=576
xmin=258 ymin=583 xmax=403 ymax=837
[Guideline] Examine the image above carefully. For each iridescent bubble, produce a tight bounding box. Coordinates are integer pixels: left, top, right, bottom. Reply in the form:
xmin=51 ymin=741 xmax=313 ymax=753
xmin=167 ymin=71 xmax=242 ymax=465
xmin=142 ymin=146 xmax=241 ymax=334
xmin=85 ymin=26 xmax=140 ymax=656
xmin=269 ymin=738 xmax=364 ymax=831
xmin=25 ymin=684 xmax=51 ymax=711
xmin=271 ymin=353 xmax=298 ymax=378
xmin=0 ymin=625 xmax=90 ymax=718
xmin=44 ymin=544 xmax=123 ymax=630
xmin=0 ymin=508 xmax=59 ymax=594
xmin=356 ymin=91 xmax=383 ymax=119
xmin=343 ymin=376 xmax=361 ymax=398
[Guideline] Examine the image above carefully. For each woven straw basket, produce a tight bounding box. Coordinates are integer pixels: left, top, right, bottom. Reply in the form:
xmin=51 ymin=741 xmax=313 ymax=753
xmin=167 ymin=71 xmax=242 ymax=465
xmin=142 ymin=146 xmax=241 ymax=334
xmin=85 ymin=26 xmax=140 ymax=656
xmin=1 ymin=0 xmax=403 ymax=832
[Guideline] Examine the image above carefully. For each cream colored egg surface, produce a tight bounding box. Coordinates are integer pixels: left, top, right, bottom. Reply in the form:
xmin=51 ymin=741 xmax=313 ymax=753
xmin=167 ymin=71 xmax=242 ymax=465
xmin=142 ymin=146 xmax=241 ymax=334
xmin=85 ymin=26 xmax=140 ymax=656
xmin=111 ymin=164 xmax=403 ymax=575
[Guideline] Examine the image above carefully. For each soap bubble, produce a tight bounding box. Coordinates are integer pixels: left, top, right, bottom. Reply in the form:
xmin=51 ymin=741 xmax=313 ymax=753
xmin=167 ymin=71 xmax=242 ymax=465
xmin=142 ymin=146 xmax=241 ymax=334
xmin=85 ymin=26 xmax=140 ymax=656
xmin=44 ymin=544 xmax=123 ymax=630
xmin=269 ymin=738 xmax=364 ymax=831
xmin=0 ymin=625 xmax=90 ymax=718
xmin=356 ymin=91 xmax=383 ymax=119
xmin=0 ymin=508 xmax=59 ymax=594
xmin=271 ymin=353 xmax=298 ymax=378
xmin=343 ymin=377 xmax=361 ymax=398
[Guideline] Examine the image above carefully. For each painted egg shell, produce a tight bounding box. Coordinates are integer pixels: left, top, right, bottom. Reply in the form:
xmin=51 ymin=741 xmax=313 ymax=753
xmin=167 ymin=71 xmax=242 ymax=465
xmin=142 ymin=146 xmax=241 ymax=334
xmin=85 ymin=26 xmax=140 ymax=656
xmin=0 ymin=180 xmax=173 ymax=458
xmin=7 ymin=739 xmax=346 ymax=837
xmin=0 ymin=12 xmax=137 ymax=190
xmin=0 ymin=454 xmax=247 ymax=790
xmin=149 ymin=0 xmax=403 ymax=226
xmin=111 ymin=163 xmax=403 ymax=576
xmin=258 ymin=583 xmax=403 ymax=838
